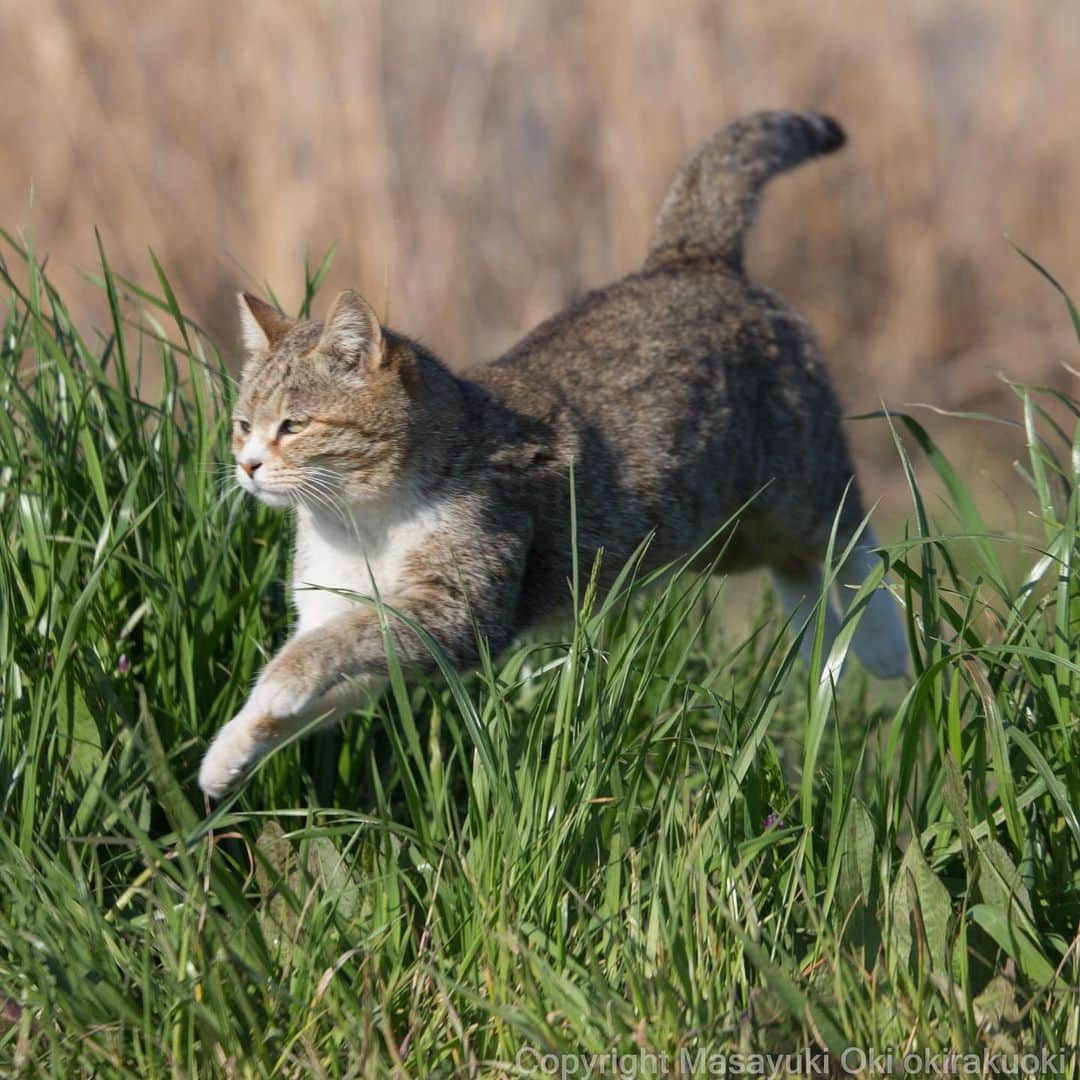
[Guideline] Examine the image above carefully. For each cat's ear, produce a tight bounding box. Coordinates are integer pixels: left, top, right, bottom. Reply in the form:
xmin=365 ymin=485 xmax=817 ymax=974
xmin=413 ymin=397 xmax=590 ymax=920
xmin=318 ymin=290 xmax=386 ymax=370
xmin=238 ymin=293 xmax=293 ymax=353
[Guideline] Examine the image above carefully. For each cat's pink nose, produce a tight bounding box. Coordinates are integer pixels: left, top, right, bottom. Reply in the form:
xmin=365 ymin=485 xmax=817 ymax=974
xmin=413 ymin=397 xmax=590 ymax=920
xmin=240 ymin=459 xmax=262 ymax=477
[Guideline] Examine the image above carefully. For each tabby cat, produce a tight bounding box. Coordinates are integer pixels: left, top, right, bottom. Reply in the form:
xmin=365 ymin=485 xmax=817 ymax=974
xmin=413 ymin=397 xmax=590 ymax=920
xmin=199 ymin=110 xmax=908 ymax=798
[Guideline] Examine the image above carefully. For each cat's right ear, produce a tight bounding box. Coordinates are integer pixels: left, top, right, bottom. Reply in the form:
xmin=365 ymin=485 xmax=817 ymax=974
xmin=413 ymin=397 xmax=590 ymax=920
xmin=318 ymin=290 xmax=386 ymax=371
xmin=238 ymin=293 xmax=294 ymax=354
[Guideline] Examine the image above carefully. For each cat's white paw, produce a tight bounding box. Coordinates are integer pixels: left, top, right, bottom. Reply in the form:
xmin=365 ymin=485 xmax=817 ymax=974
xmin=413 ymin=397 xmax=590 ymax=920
xmin=198 ymin=714 xmax=269 ymax=798
xmin=198 ymin=678 xmax=310 ymax=798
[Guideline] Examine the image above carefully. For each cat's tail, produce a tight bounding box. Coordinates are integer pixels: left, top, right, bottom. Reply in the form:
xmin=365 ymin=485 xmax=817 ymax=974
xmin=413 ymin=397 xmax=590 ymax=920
xmin=645 ymin=110 xmax=845 ymax=273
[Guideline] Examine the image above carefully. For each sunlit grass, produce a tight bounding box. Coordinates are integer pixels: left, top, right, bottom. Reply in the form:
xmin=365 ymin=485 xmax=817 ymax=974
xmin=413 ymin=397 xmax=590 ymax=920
xmin=1 ymin=235 xmax=1078 ymax=1075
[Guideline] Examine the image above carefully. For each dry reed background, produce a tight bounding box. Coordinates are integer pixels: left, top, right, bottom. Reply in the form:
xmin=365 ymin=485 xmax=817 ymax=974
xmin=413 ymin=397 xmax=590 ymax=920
xmin=3 ymin=0 xmax=1079 ymax=516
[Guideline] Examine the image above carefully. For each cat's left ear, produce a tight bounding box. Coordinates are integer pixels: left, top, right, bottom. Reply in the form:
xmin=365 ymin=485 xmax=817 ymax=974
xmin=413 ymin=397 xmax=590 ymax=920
xmin=318 ymin=290 xmax=387 ymax=371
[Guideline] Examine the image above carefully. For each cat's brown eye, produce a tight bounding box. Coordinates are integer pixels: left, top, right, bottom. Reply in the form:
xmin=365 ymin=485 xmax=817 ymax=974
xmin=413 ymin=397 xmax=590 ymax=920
xmin=235 ymin=418 xmax=251 ymax=435
xmin=277 ymin=418 xmax=308 ymax=438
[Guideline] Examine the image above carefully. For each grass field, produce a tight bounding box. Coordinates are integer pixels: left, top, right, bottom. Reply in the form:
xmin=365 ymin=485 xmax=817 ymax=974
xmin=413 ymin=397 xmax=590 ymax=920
xmin=1 ymin=235 xmax=1079 ymax=1077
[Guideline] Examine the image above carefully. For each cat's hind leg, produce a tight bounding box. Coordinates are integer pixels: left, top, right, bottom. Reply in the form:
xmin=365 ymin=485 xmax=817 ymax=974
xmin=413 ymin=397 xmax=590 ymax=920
xmin=832 ymin=524 xmax=909 ymax=678
xmin=769 ymin=558 xmax=843 ymax=676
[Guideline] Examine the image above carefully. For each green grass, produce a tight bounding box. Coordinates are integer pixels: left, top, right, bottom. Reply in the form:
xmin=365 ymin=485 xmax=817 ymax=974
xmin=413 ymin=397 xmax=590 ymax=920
xmin=1 ymin=232 xmax=1079 ymax=1077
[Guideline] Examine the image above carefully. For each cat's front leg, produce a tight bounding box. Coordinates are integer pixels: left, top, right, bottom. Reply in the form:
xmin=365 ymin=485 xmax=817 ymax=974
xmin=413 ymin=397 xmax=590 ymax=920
xmin=199 ymin=511 xmax=529 ymax=798
xmin=198 ymin=639 xmax=380 ymax=798
xmin=196 ymin=695 xmax=278 ymax=799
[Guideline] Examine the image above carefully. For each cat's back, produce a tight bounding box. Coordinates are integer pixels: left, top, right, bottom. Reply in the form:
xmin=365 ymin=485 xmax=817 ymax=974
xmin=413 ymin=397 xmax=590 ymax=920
xmin=458 ymin=259 xmax=845 ymax=599
xmin=477 ymin=261 xmax=755 ymax=404
xmin=469 ymin=259 xmax=833 ymax=477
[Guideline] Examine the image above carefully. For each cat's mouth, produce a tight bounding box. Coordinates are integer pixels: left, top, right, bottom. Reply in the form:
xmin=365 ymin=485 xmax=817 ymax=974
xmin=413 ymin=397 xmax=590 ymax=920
xmin=235 ymin=466 xmax=294 ymax=508
xmin=251 ymin=486 xmax=294 ymax=508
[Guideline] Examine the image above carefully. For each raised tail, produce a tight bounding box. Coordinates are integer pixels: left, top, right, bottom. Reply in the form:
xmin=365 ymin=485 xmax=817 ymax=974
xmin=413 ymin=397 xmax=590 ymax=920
xmin=645 ymin=110 xmax=845 ymax=273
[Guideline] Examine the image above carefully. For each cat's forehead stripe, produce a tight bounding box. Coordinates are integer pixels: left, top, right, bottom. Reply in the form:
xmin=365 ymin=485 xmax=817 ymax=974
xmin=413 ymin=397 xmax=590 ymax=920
xmin=311 ymin=415 xmax=364 ymax=428
xmin=243 ymin=382 xmax=288 ymax=418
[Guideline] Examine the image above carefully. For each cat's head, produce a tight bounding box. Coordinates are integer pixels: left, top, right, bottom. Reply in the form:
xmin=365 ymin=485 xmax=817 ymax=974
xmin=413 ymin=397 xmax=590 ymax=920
xmin=231 ymin=290 xmax=421 ymax=509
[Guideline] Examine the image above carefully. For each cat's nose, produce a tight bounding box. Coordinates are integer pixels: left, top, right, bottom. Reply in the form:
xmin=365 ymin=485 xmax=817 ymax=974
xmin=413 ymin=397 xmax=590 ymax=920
xmin=240 ymin=459 xmax=262 ymax=477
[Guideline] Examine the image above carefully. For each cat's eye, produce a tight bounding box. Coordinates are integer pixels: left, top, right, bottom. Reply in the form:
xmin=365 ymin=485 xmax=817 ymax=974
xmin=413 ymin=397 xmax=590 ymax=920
xmin=277 ymin=418 xmax=308 ymax=438
xmin=234 ymin=418 xmax=251 ymax=435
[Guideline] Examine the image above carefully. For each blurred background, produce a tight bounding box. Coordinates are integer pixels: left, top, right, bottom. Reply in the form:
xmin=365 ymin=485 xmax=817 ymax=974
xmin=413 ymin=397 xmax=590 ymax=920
xmin=3 ymin=0 xmax=1078 ymax=519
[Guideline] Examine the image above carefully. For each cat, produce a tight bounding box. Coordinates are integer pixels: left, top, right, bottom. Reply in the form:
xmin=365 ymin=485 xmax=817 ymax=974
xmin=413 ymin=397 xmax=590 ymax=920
xmin=198 ymin=109 xmax=909 ymax=798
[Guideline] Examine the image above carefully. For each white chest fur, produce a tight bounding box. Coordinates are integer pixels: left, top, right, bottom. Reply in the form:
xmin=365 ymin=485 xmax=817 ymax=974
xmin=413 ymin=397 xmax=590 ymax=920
xmin=292 ymin=497 xmax=442 ymax=634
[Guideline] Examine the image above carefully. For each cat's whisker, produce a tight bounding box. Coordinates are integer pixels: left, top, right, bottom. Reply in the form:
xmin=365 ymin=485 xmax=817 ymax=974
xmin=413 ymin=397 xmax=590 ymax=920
xmin=300 ymin=468 xmax=350 ymax=492
xmin=207 ymin=468 xmax=236 ymax=492
xmin=293 ymin=472 xmax=333 ymax=501
xmin=298 ymin=468 xmax=345 ymax=499
xmin=299 ymin=473 xmax=343 ymax=501
xmin=297 ymin=475 xmax=358 ymax=538
xmin=206 ymin=483 xmax=243 ymax=521
xmin=297 ymin=485 xmax=334 ymax=516
xmin=307 ymin=482 xmax=352 ymax=523
xmin=298 ymin=477 xmax=354 ymax=532
xmin=299 ymin=489 xmax=351 ymax=536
